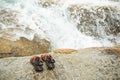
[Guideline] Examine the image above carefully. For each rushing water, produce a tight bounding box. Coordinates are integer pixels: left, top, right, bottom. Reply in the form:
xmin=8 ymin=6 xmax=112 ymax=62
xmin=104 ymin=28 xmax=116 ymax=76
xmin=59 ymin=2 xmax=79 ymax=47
xmin=0 ymin=0 xmax=120 ymax=49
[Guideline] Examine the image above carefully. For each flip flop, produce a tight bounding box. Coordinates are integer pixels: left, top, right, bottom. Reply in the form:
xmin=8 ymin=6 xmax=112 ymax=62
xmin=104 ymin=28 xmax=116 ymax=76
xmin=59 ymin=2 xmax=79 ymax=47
xmin=41 ymin=54 xmax=55 ymax=70
xmin=30 ymin=55 xmax=43 ymax=72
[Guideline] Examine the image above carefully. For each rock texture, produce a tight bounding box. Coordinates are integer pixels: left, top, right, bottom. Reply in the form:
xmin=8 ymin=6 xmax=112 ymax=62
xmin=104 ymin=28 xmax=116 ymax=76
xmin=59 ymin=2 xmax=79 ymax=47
xmin=67 ymin=4 xmax=120 ymax=37
xmin=0 ymin=48 xmax=120 ymax=80
xmin=37 ymin=0 xmax=58 ymax=7
xmin=0 ymin=37 xmax=51 ymax=58
xmin=53 ymin=49 xmax=78 ymax=54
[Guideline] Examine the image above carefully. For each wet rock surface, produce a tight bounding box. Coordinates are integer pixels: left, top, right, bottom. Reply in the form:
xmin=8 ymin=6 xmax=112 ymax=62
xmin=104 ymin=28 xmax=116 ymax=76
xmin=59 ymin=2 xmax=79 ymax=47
xmin=37 ymin=0 xmax=58 ymax=7
xmin=0 ymin=48 xmax=120 ymax=80
xmin=68 ymin=4 xmax=120 ymax=37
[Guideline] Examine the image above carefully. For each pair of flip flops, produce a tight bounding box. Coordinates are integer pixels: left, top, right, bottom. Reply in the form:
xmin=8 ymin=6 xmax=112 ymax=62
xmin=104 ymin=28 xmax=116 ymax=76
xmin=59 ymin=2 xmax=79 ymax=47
xmin=30 ymin=54 xmax=55 ymax=72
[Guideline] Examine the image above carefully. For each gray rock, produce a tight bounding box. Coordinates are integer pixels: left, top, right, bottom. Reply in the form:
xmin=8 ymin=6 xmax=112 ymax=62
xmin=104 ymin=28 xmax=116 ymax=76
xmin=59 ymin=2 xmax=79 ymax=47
xmin=0 ymin=49 xmax=120 ymax=80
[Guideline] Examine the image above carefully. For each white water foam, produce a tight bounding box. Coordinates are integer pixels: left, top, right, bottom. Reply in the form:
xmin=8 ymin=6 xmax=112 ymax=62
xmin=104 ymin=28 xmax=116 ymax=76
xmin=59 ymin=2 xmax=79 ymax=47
xmin=0 ymin=0 xmax=120 ymax=49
